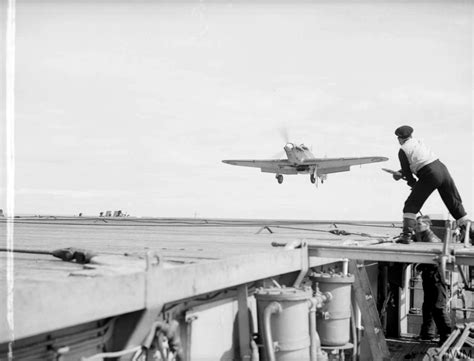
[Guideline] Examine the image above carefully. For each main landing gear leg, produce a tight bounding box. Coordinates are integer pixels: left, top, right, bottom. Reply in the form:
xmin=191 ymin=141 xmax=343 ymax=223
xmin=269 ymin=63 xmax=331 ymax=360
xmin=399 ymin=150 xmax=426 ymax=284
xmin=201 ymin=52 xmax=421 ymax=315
xmin=276 ymin=174 xmax=284 ymax=184
xmin=310 ymin=173 xmax=316 ymax=184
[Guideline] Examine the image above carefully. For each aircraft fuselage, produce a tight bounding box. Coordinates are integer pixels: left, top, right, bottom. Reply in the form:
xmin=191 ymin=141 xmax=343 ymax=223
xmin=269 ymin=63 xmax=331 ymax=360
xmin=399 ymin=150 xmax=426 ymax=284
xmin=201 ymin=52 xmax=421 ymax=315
xmin=284 ymin=143 xmax=315 ymax=164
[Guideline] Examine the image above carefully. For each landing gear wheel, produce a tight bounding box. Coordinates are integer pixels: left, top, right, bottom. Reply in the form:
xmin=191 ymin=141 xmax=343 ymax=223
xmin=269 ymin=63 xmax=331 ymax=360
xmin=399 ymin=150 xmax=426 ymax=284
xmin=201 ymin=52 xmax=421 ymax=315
xmin=310 ymin=174 xmax=316 ymax=184
xmin=276 ymin=174 xmax=284 ymax=184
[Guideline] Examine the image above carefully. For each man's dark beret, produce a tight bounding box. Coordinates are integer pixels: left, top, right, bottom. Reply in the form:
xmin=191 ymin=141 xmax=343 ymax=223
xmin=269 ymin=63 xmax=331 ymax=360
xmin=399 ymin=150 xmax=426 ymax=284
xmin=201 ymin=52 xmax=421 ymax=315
xmin=395 ymin=125 xmax=413 ymax=138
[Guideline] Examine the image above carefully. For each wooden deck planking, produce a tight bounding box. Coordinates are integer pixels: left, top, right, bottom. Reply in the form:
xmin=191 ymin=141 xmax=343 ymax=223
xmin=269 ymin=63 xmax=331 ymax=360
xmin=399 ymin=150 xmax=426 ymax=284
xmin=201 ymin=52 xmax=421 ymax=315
xmin=1 ymin=217 xmax=401 ymax=266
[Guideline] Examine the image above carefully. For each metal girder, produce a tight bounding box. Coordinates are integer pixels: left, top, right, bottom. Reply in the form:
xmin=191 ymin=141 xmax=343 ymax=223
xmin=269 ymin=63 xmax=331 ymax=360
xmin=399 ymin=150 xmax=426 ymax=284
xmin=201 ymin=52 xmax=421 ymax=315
xmin=308 ymin=242 xmax=474 ymax=266
xmin=145 ymin=248 xmax=306 ymax=307
xmin=309 ymin=244 xmax=441 ymax=264
xmin=453 ymin=249 xmax=474 ymax=266
xmin=237 ymin=284 xmax=252 ymax=361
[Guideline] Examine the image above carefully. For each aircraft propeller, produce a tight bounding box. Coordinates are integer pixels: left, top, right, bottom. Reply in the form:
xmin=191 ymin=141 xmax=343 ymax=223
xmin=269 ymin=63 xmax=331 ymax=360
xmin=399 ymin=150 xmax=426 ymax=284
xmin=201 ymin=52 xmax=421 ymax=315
xmin=268 ymin=127 xmax=291 ymax=159
xmin=279 ymin=126 xmax=290 ymax=144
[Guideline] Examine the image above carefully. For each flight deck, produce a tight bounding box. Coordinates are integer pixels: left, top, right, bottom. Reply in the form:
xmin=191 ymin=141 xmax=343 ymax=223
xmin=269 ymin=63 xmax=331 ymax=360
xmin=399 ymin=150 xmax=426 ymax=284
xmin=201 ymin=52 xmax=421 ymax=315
xmin=1 ymin=217 xmax=473 ymax=360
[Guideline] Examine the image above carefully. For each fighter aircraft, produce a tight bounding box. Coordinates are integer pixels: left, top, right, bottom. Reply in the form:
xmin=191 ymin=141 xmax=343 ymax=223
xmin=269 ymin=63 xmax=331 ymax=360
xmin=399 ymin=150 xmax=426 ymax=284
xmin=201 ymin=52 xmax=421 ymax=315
xmin=222 ymin=142 xmax=388 ymax=185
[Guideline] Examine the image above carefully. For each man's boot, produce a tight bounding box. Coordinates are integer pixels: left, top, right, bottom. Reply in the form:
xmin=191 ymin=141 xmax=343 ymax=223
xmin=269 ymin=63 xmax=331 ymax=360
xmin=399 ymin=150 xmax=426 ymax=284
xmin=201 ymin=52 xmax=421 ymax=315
xmin=396 ymin=217 xmax=416 ymax=244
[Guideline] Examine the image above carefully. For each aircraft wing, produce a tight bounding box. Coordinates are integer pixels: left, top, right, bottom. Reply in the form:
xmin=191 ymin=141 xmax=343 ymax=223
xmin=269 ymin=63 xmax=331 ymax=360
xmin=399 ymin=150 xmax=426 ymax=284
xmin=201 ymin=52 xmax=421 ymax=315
xmin=222 ymin=159 xmax=289 ymax=170
xmin=302 ymin=156 xmax=388 ymax=174
xmin=222 ymin=156 xmax=388 ymax=175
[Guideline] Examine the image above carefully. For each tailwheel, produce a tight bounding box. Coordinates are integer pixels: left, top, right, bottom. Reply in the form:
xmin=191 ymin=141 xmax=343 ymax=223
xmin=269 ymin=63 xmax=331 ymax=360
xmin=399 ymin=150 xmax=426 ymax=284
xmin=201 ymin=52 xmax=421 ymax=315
xmin=276 ymin=174 xmax=284 ymax=184
xmin=310 ymin=173 xmax=316 ymax=184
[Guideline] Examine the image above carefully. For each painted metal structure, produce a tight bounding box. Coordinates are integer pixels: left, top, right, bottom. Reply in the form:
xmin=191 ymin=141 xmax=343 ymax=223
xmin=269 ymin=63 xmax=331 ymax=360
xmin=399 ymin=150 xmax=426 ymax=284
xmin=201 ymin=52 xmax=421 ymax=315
xmin=0 ymin=217 xmax=472 ymax=360
xmin=311 ymin=272 xmax=354 ymax=346
xmin=255 ymin=287 xmax=313 ymax=361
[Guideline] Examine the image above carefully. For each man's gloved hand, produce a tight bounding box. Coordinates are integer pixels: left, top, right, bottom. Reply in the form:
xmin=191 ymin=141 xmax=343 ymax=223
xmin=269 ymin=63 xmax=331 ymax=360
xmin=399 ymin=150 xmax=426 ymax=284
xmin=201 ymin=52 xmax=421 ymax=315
xmin=392 ymin=172 xmax=403 ymax=181
xmin=456 ymin=216 xmax=471 ymax=228
xmin=457 ymin=218 xmax=473 ymax=243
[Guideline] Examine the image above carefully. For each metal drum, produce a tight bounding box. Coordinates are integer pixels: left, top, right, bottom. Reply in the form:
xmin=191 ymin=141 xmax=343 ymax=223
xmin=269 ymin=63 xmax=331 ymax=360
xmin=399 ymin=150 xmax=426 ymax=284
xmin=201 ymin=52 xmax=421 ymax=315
xmin=311 ymin=272 xmax=354 ymax=346
xmin=255 ymin=287 xmax=312 ymax=361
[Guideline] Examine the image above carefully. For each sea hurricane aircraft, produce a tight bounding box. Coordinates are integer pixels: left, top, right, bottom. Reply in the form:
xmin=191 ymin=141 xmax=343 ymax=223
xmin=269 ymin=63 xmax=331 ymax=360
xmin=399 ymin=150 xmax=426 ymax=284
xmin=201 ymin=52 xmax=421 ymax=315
xmin=222 ymin=142 xmax=388 ymax=185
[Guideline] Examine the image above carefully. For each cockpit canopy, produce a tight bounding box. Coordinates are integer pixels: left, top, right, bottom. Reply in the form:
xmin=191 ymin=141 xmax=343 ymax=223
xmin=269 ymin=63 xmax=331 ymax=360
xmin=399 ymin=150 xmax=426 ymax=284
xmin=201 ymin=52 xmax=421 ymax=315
xmin=285 ymin=143 xmax=309 ymax=151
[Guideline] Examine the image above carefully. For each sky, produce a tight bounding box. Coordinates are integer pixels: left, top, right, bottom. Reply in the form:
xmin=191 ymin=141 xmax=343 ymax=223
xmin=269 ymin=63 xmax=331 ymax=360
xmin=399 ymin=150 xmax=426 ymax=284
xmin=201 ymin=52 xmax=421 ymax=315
xmin=0 ymin=0 xmax=472 ymax=221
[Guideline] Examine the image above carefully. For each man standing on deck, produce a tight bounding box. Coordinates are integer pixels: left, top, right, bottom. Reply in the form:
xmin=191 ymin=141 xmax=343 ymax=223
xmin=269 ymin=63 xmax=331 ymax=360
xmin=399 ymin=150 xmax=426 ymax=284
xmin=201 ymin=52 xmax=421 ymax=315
xmin=414 ymin=215 xmax=451 ymax=344
xmin=392 ymin=125 xmax=471 ymax=244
